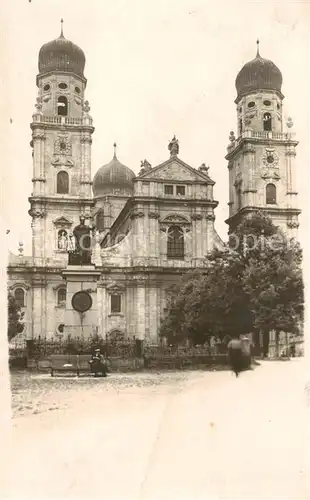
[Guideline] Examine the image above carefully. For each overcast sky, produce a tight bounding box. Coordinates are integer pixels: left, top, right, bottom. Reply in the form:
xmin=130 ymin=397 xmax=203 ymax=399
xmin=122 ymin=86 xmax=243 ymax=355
xmin=1 ymin=0 xmax=309 ymax=254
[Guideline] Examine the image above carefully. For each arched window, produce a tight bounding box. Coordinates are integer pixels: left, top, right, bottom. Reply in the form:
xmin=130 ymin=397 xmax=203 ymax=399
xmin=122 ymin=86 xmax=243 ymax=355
xmin=57 ymin=96 xmax=68 ymax=116
xmin=15 ymin=288 xmax=25 ymax=307
xmin=263 ymin=112 xmax=272 ymax=131
xmin=266 ymin=183 xmax=277 ymax=204
xmin=57 ymin=229 xmax=68 ymax=250
xmin=57 ymin=171 xmax=69 ymax=194
xmin=167 ymin=226 xmax=184 ymax=259
xmin=57 ymin=289 xmax=66 ymax=306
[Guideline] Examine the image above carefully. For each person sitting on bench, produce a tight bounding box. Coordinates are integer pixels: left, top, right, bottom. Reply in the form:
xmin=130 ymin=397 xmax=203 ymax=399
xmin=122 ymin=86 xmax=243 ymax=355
xmin=89 ymin=349 xmax=107 ymax=377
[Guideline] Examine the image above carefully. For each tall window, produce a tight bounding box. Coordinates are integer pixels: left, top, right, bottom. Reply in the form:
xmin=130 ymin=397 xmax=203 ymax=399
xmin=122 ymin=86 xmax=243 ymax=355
xmin=57 ymin=171 xmax=69 ymax=194
xmin=15 ymin=288 xmax=25 ymax=307
xmin=57 ymin=96 xmax=68 ymax=116
xmin=111 ymin=294 xmax=121 ymax=314
xmin=167 ymin=225 xmax=184 ymax=259
xmin=239 ymin=118 xmax=243 ymax=134
xmin=266 ymin=183 xmax=277 ymax=204
xmin=57 ymin=288 xmax=66 ymax=305
xmin=263 ymin=112 xmax=272 ymax=131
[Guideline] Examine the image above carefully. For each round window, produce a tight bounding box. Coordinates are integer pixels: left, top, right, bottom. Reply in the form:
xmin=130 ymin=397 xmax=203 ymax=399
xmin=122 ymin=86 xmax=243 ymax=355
xmin=248 ymin=101 xmax=255 ymax=108
xmin=72 ymin=291 xmax=92 ymax=313
xmin=60 ymin=142 xmax=66 ymax=151
xmin=75 ymin=86 xmax=81 ymax=94
xmin=59 ymin=82 xmax=68 ymax=90
xmin=263 ymin=100 xmax=271 ymax=106
xmin=43 ymin=84 xmax=50 ymax=92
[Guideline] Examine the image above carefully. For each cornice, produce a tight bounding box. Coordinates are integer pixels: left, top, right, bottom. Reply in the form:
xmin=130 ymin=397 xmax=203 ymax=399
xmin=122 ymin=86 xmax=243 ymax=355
xmin=225 ymin=206 xmax=301 ymax=226
xmin=30 ymin=122 xmax=95 ymax=134
xmin=29 ymin=196 xmax=95 ymax=206
xmin=225 ymin=137 xmax=299 ymax=161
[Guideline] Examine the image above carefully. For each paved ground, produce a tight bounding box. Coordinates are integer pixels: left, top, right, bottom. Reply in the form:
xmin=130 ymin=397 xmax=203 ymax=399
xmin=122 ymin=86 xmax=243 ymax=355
xmin=3 ymin=359 xmax=309 ymax=499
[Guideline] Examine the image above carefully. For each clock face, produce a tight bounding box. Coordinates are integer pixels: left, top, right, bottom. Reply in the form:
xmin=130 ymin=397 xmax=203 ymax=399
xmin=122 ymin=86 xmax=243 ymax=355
xmin=262 ymin=148 xmax=279 ymax=168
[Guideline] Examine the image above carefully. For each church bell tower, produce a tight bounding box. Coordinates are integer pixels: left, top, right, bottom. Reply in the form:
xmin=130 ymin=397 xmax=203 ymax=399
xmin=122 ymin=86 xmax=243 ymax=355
xmin=225 ymin=41 xmax=300 ymax=238
xmin=29 ymin=20 xmax=95 ymax=265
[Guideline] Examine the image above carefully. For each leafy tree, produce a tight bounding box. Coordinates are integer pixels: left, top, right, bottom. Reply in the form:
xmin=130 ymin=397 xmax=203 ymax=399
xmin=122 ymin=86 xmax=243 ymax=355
xmin=160 ymin=211 xmax=304 ymax=356
xmin=8 ymin=293 xmax=24 ymax=341
xmin=242 ymin=235 xmax=303 ymax=356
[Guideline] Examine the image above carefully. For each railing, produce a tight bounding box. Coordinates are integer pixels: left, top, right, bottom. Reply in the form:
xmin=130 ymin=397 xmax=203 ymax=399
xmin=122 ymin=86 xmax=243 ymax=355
xmin=32 ymin=115 xmax=93 ymax=126
xmin=228 ymin=130 xmax=295 ymax=152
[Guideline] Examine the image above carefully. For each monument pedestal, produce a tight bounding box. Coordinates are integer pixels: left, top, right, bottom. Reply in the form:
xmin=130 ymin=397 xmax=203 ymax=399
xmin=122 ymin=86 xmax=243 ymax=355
xmin=62 ymin=265 xmax=101 ymax=339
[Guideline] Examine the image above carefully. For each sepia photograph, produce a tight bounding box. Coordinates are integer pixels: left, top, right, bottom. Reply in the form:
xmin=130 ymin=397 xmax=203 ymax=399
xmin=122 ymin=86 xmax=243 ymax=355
xmin=1 ymin=0 xmax=309 ymax=498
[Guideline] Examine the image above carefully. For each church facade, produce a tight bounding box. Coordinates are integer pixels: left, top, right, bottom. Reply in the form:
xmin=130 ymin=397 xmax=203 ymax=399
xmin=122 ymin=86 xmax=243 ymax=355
xmin=7 ymin=29 xmax=300 ymax=344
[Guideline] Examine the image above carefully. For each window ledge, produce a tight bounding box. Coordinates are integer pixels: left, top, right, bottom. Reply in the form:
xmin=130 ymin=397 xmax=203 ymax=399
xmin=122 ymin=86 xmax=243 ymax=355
xmin=108 ymin=313 xmax=124 ymax=317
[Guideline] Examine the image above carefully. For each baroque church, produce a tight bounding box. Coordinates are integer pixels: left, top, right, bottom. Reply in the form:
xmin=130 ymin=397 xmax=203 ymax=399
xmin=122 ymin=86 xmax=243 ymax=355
xmin=7 ymin=26 xmax=300 ymax=344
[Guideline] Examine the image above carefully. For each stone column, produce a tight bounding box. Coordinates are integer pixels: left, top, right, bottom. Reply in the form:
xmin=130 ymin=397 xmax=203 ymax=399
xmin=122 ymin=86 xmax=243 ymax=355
xmin=191 ymin=214 xmax=203 ymax=261
xmin=31 ymin=278 xmax=46 ymax=338
xmin=285 ymin=147 xmax=298 ymax=206
xmin=32 ymin=130 xmax=45 ymax=196
xmin=131 ymin=211 xmax=147 ymax=265
xmin=30 ymin=211 xmax=46 ymax=261
xmin=80 ymin=135 xmax=92 ymax=198
xmin=243 ymin=145 xmax=256 ymax=206
xmin=148 ymin=286 xmax=158 ymax=342
xmin=136 ymin=282 xmax=146 ymax=340
xmin=148 ymin=211 xmax=160 ymax=265
xmin=205 ymin=214 xmax=216 ymax=254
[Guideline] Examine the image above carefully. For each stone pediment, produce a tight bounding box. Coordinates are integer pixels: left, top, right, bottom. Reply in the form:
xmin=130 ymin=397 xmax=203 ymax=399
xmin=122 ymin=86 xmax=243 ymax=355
xmin=53 ymin=216 xmax=73 ymax=227
xmin=138 ymin=157 xmax=213 ymax=184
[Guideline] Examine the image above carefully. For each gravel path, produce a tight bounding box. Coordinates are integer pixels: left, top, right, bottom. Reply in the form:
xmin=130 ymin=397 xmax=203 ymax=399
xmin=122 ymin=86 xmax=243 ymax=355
xmin=3 ymin=360 xmax=309 ymax=499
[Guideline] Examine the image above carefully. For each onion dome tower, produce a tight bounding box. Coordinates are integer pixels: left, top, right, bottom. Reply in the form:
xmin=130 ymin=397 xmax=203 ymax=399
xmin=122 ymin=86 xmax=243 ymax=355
xmin=29 ymin=20 xmax=94 ymax=264
xmin=225 ymin=40 xmax=300 ymax=239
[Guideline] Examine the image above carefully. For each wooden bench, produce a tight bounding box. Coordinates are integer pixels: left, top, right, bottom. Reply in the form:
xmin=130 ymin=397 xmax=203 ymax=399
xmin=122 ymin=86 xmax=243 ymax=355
xmin=50 ymin=354 xmax=91 ymax=377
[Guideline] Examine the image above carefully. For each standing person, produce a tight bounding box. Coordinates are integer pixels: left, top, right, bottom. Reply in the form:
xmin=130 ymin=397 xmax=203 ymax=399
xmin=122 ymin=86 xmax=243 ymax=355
xmin=227 ymin=337 xmax=245 ymax=377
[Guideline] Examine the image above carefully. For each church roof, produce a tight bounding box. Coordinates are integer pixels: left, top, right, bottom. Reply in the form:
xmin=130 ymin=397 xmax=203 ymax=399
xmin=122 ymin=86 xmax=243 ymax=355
xmin=92 ymin=145 xmax=136 ymax=198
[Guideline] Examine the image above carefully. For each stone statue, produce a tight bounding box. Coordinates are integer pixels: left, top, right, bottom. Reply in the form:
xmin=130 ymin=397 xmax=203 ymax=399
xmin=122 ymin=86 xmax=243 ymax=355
xmin=168 ymin=135 xmax=179 ymax=157
xmin=68 ymin=215 xmax=92 ymax=265
xmin=138 ymin=159 xmax=152 ymax=176
xmin=58 ymin=230 xmax=68 ymax=250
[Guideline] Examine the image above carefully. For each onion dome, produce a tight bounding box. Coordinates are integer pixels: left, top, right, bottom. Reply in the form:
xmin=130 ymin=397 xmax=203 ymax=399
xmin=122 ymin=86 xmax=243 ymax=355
xmin=235 ymin=40 xmax=282 ymax=100
xmin=92 ymin=144 xmax=136 ymax=198
xmin=38 ymin=19 xmax=85 ymax=80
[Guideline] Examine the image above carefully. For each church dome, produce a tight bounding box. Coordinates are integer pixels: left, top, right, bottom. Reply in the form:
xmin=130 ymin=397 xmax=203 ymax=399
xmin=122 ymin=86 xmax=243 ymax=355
xmin=38 ymin=21 xmax=85 ymax=79
xmin=92 ymin=148 xmax=135 ymax=198
xmin=235 ymin=43 xmax=282 ymax=100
